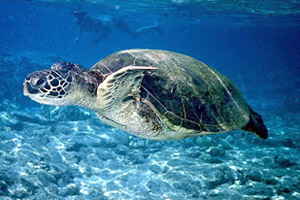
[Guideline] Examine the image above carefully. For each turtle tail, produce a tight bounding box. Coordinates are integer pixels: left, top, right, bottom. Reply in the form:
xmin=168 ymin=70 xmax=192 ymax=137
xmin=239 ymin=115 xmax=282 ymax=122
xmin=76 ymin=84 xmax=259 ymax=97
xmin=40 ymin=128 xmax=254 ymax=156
xmin=241 ymin=107 xmax=268 ymax=139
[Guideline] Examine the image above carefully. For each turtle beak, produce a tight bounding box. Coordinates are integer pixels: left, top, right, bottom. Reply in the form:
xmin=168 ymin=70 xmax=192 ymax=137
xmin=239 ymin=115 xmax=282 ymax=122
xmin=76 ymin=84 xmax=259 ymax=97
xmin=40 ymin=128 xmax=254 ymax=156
xmin=23 ymin=80 xmax=39 ymax=96
xmin=23 ymin=81 xmax=29 ymax=96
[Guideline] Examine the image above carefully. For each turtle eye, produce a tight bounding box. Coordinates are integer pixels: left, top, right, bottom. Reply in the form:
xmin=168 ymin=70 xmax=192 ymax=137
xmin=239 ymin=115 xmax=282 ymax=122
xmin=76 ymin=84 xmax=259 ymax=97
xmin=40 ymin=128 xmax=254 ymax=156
xmin=32 ymin=77 xmax=46 ymax=87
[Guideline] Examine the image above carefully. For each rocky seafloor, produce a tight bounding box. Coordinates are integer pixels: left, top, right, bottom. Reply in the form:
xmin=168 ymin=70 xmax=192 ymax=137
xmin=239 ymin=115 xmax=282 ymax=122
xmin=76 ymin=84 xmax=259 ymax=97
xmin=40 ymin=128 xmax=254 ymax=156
xmin=0 ymin=99 xmax=299 ymax=200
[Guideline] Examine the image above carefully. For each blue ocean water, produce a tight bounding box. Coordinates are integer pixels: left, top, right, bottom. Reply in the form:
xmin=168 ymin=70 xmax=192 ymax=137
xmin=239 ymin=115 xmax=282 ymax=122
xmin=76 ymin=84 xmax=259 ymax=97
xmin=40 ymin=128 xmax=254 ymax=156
xmin=1 ymin=0 xmax=300 ymax=199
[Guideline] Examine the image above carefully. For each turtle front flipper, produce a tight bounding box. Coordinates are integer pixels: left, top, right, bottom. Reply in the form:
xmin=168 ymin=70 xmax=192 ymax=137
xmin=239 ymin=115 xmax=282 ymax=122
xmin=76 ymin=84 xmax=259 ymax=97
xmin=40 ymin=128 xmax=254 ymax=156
xmin=96 ymin=65 xmax=157 ymax=109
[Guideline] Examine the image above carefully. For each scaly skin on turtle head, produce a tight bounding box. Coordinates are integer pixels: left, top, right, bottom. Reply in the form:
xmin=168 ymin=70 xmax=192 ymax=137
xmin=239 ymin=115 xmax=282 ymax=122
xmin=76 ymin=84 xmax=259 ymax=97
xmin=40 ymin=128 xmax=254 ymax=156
xmin=23 ymin=62 xmax=101 ymax=109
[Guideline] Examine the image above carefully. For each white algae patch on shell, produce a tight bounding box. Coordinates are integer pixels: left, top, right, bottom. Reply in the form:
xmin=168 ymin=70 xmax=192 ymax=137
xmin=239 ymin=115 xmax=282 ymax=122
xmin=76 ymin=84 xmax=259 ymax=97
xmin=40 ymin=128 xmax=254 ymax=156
xmin=0 ymin=103 xmax=299 ymax=199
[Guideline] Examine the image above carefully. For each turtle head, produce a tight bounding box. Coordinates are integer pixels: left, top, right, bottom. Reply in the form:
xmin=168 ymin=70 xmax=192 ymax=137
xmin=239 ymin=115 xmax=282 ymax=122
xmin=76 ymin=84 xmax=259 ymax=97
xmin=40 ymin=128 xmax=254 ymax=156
xmin=23 ymin=62 xmax=101 ymax=108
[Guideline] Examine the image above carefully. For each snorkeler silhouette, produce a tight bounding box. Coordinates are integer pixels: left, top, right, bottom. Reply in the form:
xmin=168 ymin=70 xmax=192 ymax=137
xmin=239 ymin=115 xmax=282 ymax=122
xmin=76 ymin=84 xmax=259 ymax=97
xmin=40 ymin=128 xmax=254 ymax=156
xmin=72 ymin=10 xmax=162 ymax=44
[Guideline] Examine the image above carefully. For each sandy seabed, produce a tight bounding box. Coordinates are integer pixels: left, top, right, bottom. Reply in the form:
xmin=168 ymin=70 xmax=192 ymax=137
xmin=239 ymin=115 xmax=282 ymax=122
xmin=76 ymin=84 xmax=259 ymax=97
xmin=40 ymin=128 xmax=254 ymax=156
xmin=0 ymin=101 xmax=299 ymax=200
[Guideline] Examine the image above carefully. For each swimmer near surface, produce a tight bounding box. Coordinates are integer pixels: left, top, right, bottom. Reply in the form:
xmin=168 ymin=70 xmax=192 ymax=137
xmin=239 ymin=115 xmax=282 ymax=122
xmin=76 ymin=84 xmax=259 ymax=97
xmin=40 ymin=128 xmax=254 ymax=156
xmin=72 ymin=11 xmax=162 ymax=44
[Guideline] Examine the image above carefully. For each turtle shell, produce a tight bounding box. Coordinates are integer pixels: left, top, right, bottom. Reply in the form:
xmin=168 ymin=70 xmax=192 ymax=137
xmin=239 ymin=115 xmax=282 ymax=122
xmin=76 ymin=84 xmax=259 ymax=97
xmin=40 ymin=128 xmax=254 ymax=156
xmin=91 ymin=49 xmax=250 ymax=133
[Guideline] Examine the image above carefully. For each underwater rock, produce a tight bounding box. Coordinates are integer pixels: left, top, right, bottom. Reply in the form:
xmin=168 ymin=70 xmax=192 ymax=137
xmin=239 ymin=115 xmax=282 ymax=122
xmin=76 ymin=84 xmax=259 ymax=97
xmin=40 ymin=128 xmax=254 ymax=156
xmin=205 ymin=191 xmax=243 ymax=200
xmin=88 ymin=185 xmax=106 ymax=199
xmin=107 ymin=159 xmax=122 ymax=171
xmin=262 ymin=174 xmax=279 ymax=185
xmin=99 ymin=169 xmax=112 ymax=180
xmin=199 ymin=153 xmax=211 ymax=163
xmin=132 ymin=154 xmax=145 ymax=164
xmin=60 ymin=184 xmax=80 ymax=197
xmin=161 ymin=165 xmax=170 ymax=174
xmin=130 ymin=139 xmax=147 ymax=149
xmin=282 ymin=138 xmax=297 ymax=148
xmin=277 ymin=178 xmax=300 ymax=196
xmin=50 ymin=124 xmax=74 ymax=135
xmin=13 ymin=112 xmax=50 ymax=125
xmin=99 ymin=150 xmax=116 ymax=161
xmin=51 ymin=163 xmax=71 ymax=182
xmin=208 ymin=145 xmax=226 ymax=157
xmin=0 ymin=113 xmax=24 ymax=131
xmin=204 ymin=166 xmax=236 ymax=190
xmin=62 ymin=151 xmax=82 ymax=164
xmin=261 ymin=156 xmax=275 ymax=168
xmin=243 ymin=183 xmax=275 ymax=196
xmin=274 ymin=156 xmax=296 ymax=168
xmin=110 ymin=130 xmax=130 ymax=146
xmin=11 ymin=188 xmax=30 ymax=199
xmin=0 ymin=130 xmax=16 ymax=141
xmin=84 ymin=165 xmax=93 ymax=177
xmin=195 ymin=136 xmax=217 ymax=147
xmin=205 ymin=171 xmax=228 ymax=189
xmin=87 ymin=153 xmax=101 ymax=167
xmin=147 ymin=180 xmax=163 ymax=193
xmin=149 ymin=164 xmax=161 ymax=174
xmin=66 ymin=142 xmax=88 ymax=152
xmin=37 ymin=170 xmax=57 ymax=186
xmin=40 ymin=106 xmax=92 ymax=122
xmin=167 ymin=158 xmax=188 ymax=167
xmin=220 ymin=140 xmax=233 ymax=150
xmin=45 ymin=183 xmax=60 ymax=196
xmin=186 ymin=146 xmax=201 ymax=158
xmin=106 ymin=181 xmax=120 ymax=191
xmin=19 ymin=176 xmax=38 ymax=195
xmin=99 ymin=136 xmax=118 ymax=148
xmin=114 ymin=145 xmax=129 ymax=156
xmin=173 ymin=179 xmax=202 ymax=199
xmin=0 ymin=171 xmax=13 ymax=188
xmin=0 ymin=180 xmax=8 ymax=196
xmin=245 ymin=169 xmax=262 ymax=182
xmin=277 ymin=187 xmax=291 ymax=195
xmin=199 ymin=153 xmax=223 ymax=164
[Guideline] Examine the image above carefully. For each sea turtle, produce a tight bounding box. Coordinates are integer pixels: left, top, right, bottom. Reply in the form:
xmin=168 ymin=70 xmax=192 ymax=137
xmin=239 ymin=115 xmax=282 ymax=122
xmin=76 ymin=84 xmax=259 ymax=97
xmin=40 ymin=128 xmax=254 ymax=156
xmin=23 ymin=49 xmax=268 ymax=140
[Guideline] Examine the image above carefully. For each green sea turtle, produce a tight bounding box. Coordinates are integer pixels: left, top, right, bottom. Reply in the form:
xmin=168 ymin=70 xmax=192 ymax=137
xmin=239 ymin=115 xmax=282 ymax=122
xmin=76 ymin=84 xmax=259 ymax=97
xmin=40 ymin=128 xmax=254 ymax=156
xmin=23 ymin=49 xmax=268 ymax=140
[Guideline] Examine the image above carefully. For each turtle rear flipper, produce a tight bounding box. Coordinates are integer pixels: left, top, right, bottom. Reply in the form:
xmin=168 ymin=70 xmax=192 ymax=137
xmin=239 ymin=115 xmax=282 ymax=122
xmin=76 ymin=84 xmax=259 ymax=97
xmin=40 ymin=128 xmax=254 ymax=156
xmin=241 ymin=108 xmax=268 ymax=139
